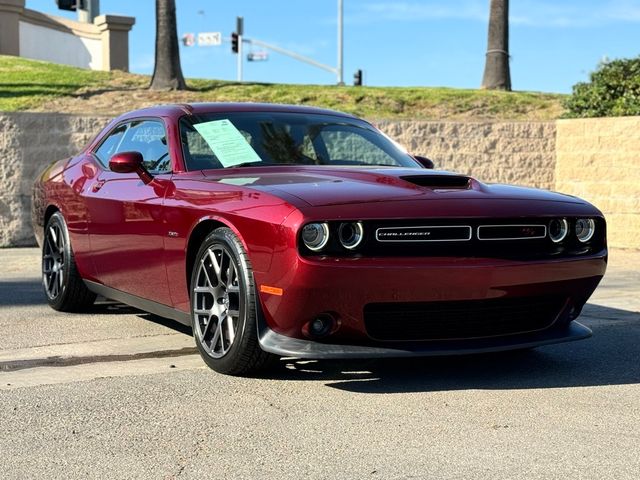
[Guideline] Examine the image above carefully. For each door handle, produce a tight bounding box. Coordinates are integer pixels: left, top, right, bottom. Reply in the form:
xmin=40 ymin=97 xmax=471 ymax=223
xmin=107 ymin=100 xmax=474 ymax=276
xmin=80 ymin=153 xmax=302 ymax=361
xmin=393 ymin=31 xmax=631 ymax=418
xmin=92 ymin=180 xmax=106 ymax=192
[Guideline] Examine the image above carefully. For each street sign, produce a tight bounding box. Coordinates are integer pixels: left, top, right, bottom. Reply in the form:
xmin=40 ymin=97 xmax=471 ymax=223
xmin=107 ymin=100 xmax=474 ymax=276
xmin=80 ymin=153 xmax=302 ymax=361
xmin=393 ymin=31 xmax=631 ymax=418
xmin=197 ymin=32 xmax=222 ymax=47
xmin=248 ymin=51 xmax=269 ymax=62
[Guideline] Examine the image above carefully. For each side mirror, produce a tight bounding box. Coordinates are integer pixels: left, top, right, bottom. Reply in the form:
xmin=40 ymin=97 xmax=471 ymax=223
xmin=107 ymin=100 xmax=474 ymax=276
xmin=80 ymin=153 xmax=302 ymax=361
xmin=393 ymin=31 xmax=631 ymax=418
xmin=109 ymin=151 xmax=153 ymax=184
xmin=413 ymin=155 xmax=435 ymax=169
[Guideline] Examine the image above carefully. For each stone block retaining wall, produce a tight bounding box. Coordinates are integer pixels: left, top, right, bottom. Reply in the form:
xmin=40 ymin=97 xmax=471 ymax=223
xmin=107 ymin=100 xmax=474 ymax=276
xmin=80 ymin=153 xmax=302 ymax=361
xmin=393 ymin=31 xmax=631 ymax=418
xmin=0 ymin=112 xmax=110 ymax=246
xmin=1 ymin=112 xmax=637 ymax=249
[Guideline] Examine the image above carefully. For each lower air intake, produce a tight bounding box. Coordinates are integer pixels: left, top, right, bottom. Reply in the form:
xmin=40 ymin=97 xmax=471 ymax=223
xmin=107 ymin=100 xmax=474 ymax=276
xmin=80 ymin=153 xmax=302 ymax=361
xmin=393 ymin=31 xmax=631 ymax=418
xmin=364 ymin=295 xmax=567 ymax=341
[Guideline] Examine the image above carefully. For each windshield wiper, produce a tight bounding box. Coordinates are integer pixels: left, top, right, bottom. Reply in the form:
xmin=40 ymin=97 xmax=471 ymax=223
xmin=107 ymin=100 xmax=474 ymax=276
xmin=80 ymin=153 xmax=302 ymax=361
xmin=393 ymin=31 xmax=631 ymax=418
xmin=232 ymin=162 xmax=268 ymax=168
xmin=231 ymin=162 xmax=304 ymax=168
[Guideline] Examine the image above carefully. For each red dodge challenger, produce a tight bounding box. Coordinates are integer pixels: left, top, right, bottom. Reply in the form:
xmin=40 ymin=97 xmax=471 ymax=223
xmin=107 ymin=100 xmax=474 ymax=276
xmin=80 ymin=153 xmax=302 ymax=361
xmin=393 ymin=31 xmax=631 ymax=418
xmin=32 ymin=103 xmax=607 ymax=375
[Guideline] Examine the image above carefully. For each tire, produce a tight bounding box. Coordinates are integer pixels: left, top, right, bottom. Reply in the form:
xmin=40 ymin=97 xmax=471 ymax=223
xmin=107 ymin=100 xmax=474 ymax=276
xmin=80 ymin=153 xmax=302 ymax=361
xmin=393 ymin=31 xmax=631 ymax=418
xmin=190 ymin=227 xmax=277 ymax=376
xmin=42 ymin=212 xmax=96 ymax=312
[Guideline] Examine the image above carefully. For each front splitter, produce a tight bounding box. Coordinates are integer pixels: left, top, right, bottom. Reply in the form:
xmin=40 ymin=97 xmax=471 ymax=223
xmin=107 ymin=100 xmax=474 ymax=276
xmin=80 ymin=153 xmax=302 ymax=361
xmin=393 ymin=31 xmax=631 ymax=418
xmin=257 ymin=321 xmax=592 ymax=359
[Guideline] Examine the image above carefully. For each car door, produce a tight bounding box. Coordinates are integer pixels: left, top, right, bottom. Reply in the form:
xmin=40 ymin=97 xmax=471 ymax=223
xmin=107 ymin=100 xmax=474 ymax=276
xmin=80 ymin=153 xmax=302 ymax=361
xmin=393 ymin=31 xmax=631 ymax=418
xmin=85 ymin=118 xmax=173 ymax=305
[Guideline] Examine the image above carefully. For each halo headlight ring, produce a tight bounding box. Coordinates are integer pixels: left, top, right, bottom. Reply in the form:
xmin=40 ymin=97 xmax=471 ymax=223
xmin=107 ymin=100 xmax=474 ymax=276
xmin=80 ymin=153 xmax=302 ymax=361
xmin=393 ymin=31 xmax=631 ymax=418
xmin=338 ymin=222 xmax=364 ymax=250
xmin=549 ymin=218 xmax=569 ymax=243
xmin=301 ymin=222 xmax=330 ymax=251
xmin=575 ymin=218 xmax=596 ymax=243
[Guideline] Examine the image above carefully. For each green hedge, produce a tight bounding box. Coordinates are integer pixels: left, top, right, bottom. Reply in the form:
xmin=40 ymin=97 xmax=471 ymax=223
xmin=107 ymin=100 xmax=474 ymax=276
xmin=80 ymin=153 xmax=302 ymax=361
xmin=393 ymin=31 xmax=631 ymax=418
xmin=565 ymin=57 xmax=640 ymax=118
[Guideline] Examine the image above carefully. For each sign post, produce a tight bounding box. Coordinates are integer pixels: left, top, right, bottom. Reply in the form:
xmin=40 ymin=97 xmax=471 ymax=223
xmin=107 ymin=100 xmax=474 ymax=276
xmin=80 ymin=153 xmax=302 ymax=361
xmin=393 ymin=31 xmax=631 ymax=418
xmin=337 ymin=0 xmax=343 ymax=85
xmin=236 ymin=16 xmax=244 ymax=82
xmin=79 ymin=0 xmax=99 ymax=23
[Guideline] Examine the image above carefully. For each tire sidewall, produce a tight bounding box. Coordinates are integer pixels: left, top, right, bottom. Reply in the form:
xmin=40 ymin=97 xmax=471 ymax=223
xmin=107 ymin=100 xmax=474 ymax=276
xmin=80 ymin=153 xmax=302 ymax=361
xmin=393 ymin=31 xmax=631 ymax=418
xmin=43 ymin=212 xmax=72 ymax=310
xmin=190 ymin=228 xmax=255 ymax=373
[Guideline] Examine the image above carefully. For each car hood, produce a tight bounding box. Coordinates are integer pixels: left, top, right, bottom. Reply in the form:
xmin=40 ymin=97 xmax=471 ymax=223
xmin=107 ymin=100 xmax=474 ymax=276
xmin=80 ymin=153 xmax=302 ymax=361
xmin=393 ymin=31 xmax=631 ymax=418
xmin=200 ymin=166 xmax=585 ymax=207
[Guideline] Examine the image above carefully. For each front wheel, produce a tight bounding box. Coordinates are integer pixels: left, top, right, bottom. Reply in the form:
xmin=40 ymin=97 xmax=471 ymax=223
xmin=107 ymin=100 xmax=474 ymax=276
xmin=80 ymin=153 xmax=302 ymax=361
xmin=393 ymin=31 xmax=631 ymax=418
xmin=190 ymin=227 xmax=277 ymax=375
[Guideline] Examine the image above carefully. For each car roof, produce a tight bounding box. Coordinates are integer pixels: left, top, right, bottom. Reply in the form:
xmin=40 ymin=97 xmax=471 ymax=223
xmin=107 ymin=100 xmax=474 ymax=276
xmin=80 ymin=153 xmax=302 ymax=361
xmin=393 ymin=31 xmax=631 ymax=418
xmin=115 ymin=102 xmax=358 ymax=122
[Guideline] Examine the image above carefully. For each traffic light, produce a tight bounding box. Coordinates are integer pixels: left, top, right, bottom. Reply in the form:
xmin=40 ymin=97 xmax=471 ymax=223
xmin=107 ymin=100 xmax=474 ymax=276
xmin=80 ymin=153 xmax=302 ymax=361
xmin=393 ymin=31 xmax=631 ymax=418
xmin=353 ymin=69 xmax=363 ymax=86
xmin=56 ymin=0 xmax=84 ymax=10
xmin=231 ymin=32 xmax=239 ymax=54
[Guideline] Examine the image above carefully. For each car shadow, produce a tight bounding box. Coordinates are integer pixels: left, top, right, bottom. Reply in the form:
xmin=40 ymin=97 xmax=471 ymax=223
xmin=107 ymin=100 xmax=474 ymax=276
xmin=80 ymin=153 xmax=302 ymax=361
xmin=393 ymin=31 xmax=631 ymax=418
xmin=0 ymin=278 xmax=192 ymax=335
xmin=93 ymin=302 xmax=193 ymax=335
xmin=135 ymin=312 xmax=192 ymax=335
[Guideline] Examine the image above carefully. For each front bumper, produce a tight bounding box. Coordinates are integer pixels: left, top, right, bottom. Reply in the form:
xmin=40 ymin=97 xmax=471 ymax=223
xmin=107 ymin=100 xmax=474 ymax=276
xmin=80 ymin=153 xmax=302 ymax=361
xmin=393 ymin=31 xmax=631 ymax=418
xmin=255 ymin=250 xmax=607 ymax=346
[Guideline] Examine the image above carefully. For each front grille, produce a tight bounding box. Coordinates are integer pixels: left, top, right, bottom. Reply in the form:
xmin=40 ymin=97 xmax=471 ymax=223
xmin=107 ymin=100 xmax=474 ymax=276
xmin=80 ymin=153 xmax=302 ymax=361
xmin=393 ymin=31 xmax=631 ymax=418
xmin=376 ymin=225 xmax=472 ymax=242
xmin=361 ymin=217 xmax=605 ymax=260
xmin=364 ymin=295 xmax=567 ymax=342
xmin=477 ymin=224 xmax=547 ymax=240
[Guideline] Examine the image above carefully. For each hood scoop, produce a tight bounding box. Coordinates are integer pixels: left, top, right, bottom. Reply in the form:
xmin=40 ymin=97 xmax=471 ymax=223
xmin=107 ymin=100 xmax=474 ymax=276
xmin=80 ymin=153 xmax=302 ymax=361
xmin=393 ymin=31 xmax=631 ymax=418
xmin=401 ymin=175 xmax=471 ymax=189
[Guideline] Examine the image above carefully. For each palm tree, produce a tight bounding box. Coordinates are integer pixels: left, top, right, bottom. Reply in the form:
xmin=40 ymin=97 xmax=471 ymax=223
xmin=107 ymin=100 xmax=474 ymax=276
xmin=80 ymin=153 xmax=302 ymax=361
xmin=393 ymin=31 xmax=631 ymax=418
xmin=150 ymin=0 xmax=186 ymax=90
xmin=481 ymin=0 xmax=511 ymax=91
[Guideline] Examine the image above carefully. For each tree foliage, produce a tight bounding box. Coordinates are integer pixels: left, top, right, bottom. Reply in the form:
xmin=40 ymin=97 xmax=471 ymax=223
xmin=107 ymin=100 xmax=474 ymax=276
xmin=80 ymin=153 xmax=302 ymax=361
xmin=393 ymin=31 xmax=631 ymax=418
xmin=565 ymin=57 xmax=640 ymax=117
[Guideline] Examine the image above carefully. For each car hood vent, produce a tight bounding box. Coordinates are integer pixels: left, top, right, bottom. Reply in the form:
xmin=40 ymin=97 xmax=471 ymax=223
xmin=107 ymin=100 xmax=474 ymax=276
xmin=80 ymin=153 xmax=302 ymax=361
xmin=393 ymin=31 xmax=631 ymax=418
xmin=401 ymin=175 xmax=471 ymax=189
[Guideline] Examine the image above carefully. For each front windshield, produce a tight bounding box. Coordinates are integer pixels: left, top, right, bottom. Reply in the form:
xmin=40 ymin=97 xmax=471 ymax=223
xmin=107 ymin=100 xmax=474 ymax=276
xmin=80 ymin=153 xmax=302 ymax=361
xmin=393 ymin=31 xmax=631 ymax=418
xmin=179 ymin=111 xmax=420 ymax=170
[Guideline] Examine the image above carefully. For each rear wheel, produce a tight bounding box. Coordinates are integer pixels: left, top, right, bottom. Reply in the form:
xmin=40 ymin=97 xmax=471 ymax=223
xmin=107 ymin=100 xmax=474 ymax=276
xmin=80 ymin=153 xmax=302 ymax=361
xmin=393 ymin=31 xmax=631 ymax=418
xmin=190 ymin=227 xmax=277 ymax=375
xmin=42 ymin=212 xmax=96 ymax=311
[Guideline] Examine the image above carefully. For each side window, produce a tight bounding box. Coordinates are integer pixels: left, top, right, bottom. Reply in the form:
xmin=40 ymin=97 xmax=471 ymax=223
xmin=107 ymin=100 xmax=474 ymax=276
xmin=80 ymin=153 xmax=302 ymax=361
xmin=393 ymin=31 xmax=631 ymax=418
xmin=117 ymin=120 xmax=171 ymax=174
xmin=95 ymin=124 xmax=127 ymax=166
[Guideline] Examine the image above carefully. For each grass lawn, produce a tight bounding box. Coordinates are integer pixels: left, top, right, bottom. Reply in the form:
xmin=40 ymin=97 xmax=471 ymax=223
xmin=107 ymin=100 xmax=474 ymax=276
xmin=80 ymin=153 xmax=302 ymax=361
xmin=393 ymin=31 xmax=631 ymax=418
xmin=0 ymin=55 xmax=566 ymax=120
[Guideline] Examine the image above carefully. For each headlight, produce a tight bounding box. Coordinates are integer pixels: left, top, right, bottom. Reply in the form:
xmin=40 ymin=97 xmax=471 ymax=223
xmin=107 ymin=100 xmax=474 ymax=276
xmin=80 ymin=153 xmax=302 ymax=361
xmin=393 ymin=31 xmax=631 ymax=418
xmin=575 ymin=218 xmax=595 ymax=243
xmin=549 ymin=218 xmax=568 ymax=243
xmin=301 ymin=223 xmax=330 ymax=251
xmin=338 ymin=222 xmax=364 ymax=250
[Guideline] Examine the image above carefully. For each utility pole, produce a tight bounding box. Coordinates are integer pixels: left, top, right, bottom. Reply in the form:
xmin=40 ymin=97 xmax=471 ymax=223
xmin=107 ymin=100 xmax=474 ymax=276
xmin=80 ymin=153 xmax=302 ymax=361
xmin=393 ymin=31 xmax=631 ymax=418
xmin=77 ymin=0 xmax=99 ymax=23
xmin=337 ymin=0 xmax=344 ymax=85
xmin=236 ymin=16 xmax=244 ymax=82
xmin=56 ymin=0 xmax=99 ymax=23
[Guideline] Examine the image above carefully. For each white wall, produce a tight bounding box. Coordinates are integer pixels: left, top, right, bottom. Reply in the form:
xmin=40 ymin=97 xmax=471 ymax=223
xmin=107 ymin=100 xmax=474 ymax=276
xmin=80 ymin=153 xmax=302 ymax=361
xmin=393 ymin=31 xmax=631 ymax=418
xmin=18 ymin=21 xmax=102 ymax=70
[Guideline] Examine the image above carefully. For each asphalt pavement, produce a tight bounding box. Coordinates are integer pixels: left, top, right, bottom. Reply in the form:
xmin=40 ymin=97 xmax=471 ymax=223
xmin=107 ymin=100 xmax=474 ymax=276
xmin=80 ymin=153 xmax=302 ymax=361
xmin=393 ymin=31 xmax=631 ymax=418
xmin=0 ymin=248 xmax=639 ymax=479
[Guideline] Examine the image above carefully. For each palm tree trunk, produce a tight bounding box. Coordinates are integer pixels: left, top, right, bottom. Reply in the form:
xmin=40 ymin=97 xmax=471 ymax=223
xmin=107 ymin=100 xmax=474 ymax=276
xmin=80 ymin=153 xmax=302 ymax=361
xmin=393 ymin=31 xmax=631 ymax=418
xmin=481 ymin=0 xmax=511 ymax=91
xmin=150 ymin=0 xmax=186 ymax=90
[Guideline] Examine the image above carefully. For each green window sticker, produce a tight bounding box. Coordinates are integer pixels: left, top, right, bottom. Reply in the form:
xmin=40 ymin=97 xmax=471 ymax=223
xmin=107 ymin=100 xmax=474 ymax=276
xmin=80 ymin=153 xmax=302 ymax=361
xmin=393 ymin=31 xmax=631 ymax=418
xmin=193 ymin=119 xmax=262 ymax=168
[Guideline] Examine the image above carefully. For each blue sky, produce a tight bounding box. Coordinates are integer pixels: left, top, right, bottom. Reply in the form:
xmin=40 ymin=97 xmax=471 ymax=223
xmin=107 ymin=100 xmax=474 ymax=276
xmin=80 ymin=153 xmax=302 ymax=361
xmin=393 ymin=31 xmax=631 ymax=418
xmin=26 ymin=0 xmax=640 ymax=93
